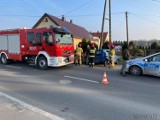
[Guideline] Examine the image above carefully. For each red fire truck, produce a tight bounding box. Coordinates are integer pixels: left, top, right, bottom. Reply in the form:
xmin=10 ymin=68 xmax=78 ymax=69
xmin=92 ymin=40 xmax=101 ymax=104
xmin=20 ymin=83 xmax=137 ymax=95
xmin=0 ymin=27 xmax=74 ymax=69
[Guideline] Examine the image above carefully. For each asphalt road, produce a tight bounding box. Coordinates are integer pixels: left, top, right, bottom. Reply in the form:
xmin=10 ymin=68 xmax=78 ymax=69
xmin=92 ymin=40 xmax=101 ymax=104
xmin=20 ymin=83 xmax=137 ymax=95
xmin=0 ymin=62 xmax=160 ymax=120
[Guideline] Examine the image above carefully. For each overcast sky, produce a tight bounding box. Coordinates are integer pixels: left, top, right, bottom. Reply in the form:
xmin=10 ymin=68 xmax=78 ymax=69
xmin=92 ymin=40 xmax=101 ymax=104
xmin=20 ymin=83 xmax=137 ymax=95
xmin=0 ymin=0 xmax=160 ymax=41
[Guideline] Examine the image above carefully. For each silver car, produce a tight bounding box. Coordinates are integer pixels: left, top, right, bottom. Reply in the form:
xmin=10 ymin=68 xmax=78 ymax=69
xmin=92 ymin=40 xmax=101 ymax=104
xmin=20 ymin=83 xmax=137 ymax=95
xmin=126 ymin=52 xmax=160 ymax=77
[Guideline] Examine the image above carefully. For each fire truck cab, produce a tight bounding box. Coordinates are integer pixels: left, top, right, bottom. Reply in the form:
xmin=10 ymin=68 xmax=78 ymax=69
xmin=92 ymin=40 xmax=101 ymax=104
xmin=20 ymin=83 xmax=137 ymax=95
xmin=0 ymin=27 xmax=74 ymax=69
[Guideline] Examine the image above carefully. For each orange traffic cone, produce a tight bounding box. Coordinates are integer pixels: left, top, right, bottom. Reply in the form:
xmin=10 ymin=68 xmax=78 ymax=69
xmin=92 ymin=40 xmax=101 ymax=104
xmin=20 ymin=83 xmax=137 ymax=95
xmin=101 ymin=72 xmax=109 ymax=85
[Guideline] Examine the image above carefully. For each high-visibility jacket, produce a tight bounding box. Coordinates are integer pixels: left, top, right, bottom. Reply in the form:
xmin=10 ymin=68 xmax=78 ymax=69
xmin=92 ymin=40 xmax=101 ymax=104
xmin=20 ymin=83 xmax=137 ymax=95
xmin=76 ymin=47 xmax=83 ymax=55
xmin=89 ymin=48 xmax=96 ymax=58
xmin=109 ymin=48 xmax=115 ymax=59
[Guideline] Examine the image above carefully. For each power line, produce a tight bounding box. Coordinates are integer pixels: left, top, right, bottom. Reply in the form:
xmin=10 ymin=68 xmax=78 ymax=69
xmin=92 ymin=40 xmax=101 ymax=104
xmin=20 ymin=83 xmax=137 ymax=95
xmin=111 ymin=12 xmax=124 ymax=15
xmin=0 ymin=12 xmax=124 ymax=18
xmin=129 ymin=12 xmax=160 ymax=17
xmin=1 ymin=12 xmax=160 ymax=19
xmin=130 ymin=13 xmax=160 ymax=26
xmin=66 ymin=12 xmax=124 ymax=18
xmin=0 ymin=0 xmax=40 ymax=8
xmin=144 ymin=0 xmax=160 ymax=8
xmin=65 ymin=14 xmax=102 ymax=17
xmin=151 ymin=0 xmax=160 ymax=2
xmin=64 ymin=0 xmax=94 ymax=15
xmin=117 ymin=17 xmax=125 ymax=28
xmin=0 ymin=15 xmax=40 ymax=17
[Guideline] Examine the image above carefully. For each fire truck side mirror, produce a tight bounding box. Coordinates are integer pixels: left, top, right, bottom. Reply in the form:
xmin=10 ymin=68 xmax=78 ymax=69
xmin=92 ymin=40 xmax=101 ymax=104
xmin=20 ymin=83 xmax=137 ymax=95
xmin=61 ymin=34 xmax=64 ymax=37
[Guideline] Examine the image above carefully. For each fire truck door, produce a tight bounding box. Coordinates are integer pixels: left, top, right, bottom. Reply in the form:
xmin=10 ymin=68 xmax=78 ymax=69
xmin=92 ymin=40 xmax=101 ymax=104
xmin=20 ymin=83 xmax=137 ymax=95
xmin=42 ymin=32 xmax=54 ymax=56
xmin=26 ymin=32 xmax=42 ymax=55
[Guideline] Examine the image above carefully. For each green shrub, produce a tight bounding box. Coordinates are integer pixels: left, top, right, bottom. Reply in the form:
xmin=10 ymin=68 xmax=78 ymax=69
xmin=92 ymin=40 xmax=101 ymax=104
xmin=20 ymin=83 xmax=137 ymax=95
xmin=132 ymin=48 xmax=144 ymax=57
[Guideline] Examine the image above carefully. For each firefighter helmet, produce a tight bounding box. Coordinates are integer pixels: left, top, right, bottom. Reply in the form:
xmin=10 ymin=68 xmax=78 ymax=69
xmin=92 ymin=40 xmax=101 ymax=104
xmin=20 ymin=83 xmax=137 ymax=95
xmin=91 ymin=43 xmax=95 ymax=48
xmin=109 ymin=43 xmax=115 ymax=49
xmin=78 ymin=43 xmax=82 ymax=47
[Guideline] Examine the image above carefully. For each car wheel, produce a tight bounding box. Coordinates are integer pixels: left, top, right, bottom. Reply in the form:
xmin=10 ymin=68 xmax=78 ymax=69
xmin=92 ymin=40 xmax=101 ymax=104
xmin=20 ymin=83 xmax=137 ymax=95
xmin=104 ymin=60 xmax=108 ymax=67
xmin=129 ymin=65 xmax=142 ymax=76
xmin=1 ymin=54 xmax=8 ymax=65
xmin=37 ymin=56 xmax=48 ymax=70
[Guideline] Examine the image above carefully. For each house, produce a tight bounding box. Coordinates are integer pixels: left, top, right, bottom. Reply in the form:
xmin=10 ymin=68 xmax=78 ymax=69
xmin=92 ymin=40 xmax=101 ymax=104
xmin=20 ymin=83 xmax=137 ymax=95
xmin=90 ymin=31 xmax=109 ymax=43
xmin=33 ymin=13 xmax=94 ymax=49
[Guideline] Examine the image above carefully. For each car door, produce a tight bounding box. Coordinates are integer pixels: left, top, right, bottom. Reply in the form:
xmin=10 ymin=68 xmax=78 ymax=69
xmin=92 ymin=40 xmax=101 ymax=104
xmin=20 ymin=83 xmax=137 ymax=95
xmin=95 ymin=50 xmax=103 ymax=63
xmin=144 ymin=54 xmax=160 ymax=76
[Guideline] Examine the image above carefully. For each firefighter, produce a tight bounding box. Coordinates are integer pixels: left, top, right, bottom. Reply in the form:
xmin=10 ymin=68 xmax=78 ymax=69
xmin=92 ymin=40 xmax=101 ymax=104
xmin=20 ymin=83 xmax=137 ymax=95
xmin=75 ymin=43 xmax=83 ymax=66
xmin=88 ymin=43 xmax=96 ymax=68
xmin=86 ymin=45 xmax=91 ymax=64
xmin=109 ymin=43 xmax=115 ymax=68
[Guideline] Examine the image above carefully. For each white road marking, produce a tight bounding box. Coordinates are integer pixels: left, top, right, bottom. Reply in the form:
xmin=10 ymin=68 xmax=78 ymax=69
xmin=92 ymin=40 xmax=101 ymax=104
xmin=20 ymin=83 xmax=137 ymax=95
xmin=6 ymin=65 xmax=22 ymax=69
xmin=0 ymin=92 xmax=65 ymax=120
xmin=64 ymin=76 xmax=99 ymax=84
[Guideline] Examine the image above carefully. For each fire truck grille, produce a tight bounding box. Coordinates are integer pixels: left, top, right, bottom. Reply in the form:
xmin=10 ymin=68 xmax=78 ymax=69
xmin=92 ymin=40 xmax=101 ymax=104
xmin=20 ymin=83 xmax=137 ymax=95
xmin=62 ymin=50 xmax=72 ymax=55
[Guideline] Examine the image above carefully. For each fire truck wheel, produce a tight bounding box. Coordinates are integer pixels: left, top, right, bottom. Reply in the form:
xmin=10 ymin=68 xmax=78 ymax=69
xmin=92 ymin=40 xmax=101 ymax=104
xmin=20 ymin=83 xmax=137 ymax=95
xmin=37 ymin=56 xmax=48 ymax=70
xmin=1 ymin=54 xmax=8 ymax=65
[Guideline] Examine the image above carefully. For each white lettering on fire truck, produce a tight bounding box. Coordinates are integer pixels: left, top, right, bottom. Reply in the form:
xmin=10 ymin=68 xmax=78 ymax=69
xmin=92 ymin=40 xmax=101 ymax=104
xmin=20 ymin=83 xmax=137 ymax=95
xmin=29 ymin=47 xmax=36 ymax=50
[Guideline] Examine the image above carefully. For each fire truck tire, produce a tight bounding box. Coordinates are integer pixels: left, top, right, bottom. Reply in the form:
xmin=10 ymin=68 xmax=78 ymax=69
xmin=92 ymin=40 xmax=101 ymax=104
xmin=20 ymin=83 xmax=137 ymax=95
xmin=1 ymin=54 xmax=8 ymax=65
xmin=37 ymin=56 xmax=48 ymax=70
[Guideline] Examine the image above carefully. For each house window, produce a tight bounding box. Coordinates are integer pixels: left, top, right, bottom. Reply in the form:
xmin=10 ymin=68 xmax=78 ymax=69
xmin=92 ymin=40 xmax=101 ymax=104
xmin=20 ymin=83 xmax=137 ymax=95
xmin=45 ymin=18 xmax=48 ymax=22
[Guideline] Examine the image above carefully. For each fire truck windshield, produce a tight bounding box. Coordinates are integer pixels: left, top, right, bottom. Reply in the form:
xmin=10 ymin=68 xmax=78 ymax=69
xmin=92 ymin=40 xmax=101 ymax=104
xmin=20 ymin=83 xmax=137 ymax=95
xmin=55 ymin=33 xmax=73 ymax=45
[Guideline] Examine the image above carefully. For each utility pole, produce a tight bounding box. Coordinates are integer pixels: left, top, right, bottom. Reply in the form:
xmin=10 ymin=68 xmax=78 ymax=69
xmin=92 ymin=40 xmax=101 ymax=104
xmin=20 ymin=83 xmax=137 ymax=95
xmin=125 ymin=11 xmax=129 ymax=46
xmin=109 ymin=0 xmax=112 ymax=43
xmin=100 ymin=0 xmax=107 ymax=49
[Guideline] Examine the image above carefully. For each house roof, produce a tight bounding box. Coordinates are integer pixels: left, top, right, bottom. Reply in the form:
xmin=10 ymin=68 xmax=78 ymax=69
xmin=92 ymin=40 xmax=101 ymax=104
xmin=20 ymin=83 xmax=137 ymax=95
xmin=90 ymin=32 xmax=108 ymax=42
xmin=33 ymin=13 xmax=92 ymax=40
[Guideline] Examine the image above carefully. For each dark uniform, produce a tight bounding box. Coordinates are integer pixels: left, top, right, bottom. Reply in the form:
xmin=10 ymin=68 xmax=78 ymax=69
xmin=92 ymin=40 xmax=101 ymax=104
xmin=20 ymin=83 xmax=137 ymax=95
xmin=120 ymin=47 xmax=130 ymax=75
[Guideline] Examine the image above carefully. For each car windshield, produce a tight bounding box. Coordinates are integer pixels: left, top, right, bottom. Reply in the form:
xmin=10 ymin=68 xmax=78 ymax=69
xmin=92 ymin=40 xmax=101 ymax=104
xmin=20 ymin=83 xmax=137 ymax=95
xmin=54 ymin=33 xmax=73 ymax=45
xmin=147 ymin=54 xmax=160 ymax=62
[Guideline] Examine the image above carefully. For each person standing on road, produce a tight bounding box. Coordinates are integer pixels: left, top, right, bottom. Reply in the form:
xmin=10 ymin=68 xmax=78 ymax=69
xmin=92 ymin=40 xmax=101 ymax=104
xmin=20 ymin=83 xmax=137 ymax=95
xmin=109 ymin=43 xmax=116 ymax=68
xmin=86 ymin=45 xmax=91 ymax=64
xmin=88 ymin=43 xmax=96 ymax=68
xmin=75 ymin=43 xmax=83 ymax=66
xmin=120 ymin=45 xmax=131 ymax=76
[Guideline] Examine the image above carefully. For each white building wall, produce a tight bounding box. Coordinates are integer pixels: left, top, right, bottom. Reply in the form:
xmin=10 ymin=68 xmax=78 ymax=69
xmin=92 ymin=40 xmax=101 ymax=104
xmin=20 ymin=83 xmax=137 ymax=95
xmin=36 ymin=17 xmax=57 ymax=28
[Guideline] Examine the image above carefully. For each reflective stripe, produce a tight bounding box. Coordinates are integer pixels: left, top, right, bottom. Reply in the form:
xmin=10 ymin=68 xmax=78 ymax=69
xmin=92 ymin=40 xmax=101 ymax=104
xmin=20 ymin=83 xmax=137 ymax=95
xmin=89 ymin=49 xmax=96 ymax=57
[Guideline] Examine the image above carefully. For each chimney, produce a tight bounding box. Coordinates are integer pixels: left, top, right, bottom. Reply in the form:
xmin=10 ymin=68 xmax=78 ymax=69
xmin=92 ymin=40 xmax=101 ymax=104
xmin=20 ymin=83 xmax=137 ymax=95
xmin=70 ymin=20 xmax=73 ymax=24
xmin=62 ymin=15 xmax=66 ymax=21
